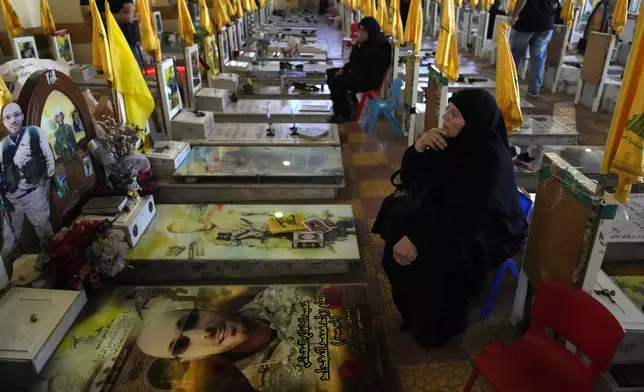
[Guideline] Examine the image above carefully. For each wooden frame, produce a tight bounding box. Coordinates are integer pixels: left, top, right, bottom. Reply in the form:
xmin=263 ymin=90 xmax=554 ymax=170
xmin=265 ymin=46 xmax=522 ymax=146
xmin=510 ymin=153 xmax=619 ymax=325
xmin=574 ymin=32 xmax=616 ymax=112
xmin=12 ymin=36 xmax=38 ymax=60
xmin=153 ymin=11 xmax=163 ymax=34
xmin=184 ymin=44 xmax=202 ymax=109
xmin=156 ymin=58 xmax=183 ymax=134
xmin=16 ymin=70 xmax=97 ymax=231
xmin=50 ymin=32 xmax=75 ymax=65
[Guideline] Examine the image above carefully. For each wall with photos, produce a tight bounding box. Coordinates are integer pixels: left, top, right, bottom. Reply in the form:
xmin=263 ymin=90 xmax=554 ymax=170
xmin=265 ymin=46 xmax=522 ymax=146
xmin=0 ymin=0 xmax=92 ymax=64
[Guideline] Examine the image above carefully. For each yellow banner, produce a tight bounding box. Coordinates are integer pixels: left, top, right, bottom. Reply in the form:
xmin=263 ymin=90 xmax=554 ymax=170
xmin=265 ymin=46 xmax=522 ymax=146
xmin=601 ymin=12 xmax=644 ymax=203
xmin=1 ymin=0 xmax=23 ymax=38
xmin=435 ymin=0 xmax=459 ymax=81
xmin=106 ymin=2 xmax=154 ymax=129
xmin=496 ymin=22 xmax=524 ymax=132
xmin=39 ymin=0 xmax=56 ymax=35
xmin=177 ymin=0 xmax=196 ymax=46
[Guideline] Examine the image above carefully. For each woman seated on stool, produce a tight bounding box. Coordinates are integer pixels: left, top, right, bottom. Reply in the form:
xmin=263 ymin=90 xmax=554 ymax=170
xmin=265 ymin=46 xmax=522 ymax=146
xmin=326 ymin=17 xmax=391 ymax=124
xmin=372 ymin=89 xmax=528 ymax=349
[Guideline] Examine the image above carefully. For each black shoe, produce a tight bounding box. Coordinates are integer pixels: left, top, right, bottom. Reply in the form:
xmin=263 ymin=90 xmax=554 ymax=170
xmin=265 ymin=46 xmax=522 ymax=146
xmin=328 ymin=115 xmax=353 ymax=124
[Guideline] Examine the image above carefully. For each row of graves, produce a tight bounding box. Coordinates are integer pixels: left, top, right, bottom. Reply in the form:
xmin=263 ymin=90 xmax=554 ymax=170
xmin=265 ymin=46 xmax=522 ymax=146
xmin=0 ymin=6 xmax=384 ymax=392
xmin=339 ymin=1 xmax=644 ymax=391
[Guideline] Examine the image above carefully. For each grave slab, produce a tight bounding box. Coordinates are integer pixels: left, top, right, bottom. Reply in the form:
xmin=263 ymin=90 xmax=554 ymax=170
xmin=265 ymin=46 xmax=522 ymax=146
xmin=184 ymin=122 xmax=340 ymax=146
xmin=32 ymin=283 xmax=384 ymax=392
xmin=122 ymin=204 xmax=360 ymax=281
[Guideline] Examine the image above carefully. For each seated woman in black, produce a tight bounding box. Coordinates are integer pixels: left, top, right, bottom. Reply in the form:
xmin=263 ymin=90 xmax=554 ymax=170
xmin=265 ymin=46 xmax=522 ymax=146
xmin=326 ymin=17 xmax=391 ymax=123
xmin=372 ymin=89 xmax=528 ymax=349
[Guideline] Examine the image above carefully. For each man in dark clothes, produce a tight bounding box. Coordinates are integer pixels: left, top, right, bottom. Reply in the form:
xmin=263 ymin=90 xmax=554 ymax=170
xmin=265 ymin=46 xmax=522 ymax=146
xmin=326 ymin=17 xmax=392 ymax=123
xmin=487 ymin=0 xmax=508 ymax=39
xmin=509 ymin=0 xmax=559 ymax=97
xmin=79 ymin=0 xmax=141 ymax=64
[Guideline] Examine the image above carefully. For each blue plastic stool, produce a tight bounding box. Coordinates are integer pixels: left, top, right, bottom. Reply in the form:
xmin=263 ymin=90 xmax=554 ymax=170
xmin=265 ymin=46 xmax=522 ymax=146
xmin=364 ymin=79 xmax=405 ymax=137
xmin=480 ymin=191 xmax=534 ymax=320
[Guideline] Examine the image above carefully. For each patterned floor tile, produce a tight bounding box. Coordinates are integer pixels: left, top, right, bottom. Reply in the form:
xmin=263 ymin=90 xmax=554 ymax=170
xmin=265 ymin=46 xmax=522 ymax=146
xmin=367 ymin=218 xmax=385 ymax=245
xmin=361 ymin=197 xmax=385 ymax=219
xmin=352 ymin=151 xmax=389 ymax=166
xmin=397 ymin=362 xmax=481 ymax=392
xmin=345 ymin=198 xmax=364 ymax=219
xmin=359 ymin=180 xmax=396 ymax=197
xmin=354 ymin=164 xmax=396 ymax=181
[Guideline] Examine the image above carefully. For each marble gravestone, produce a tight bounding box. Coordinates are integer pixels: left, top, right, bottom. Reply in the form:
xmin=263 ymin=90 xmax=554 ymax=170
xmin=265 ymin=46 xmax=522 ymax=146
xmin=32 ymin=284 xmax=385 ymax=392
xmin=120 ymin=204 xmax=360 ymax=281
xmin=211 ymin=99 xmax=333 ymax=123
xmin=183 ymin=123 xmax=340 ymax=146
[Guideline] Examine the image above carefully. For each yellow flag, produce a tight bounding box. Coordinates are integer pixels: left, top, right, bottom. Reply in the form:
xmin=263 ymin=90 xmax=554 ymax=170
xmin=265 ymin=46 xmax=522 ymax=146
xmin=199 ymin=0 xmax=215 ymax=35
xmin=0 ymin=76 xmax=12 ymax=109
xmin=213 ymin=0 xmax=231 ymax=30
xmin=403 ymin=0 xmax=423 ymax=55
xmin=90 ymin=0 xmax=113 ymax=81
xmin=385 ymin=0 xmax=404 ymax=43
xmin=480 ymin=0 xmax=491 ymax=11
xmin=234 ymin=0 xmax=244 ymax=17
xmin=137 ymin=0 xmax=162 ymax=62
xmin=507 ymin=0 xmax=516 ymax=13
xmin=225 ymin=0 xmax=236 ymax=18
xmin=177 ymin=0 xmax=196 ymax=46
xmin=560 ymin=0 xmax=574 ymax=28
xmin=106 ymin=2 xmax=154 ymax=129
xmin=454 ymin=0 xmax=462 ymax=7
xmin=613 ymin=0 xmax=626 ymax=34
xmin=376 ymin=0 xmax=387 ymax=29
xmin=496 ymin=22 xmax=523 ymax=132
xmin=469 ymin=0 xmax=479 ymax=8
xmin=601 ymin=11 xmax=644 ymax=203
xmin=39 ymin=0 xmax=56 ymax=35
xmin=435 ymin=0 xmax=459 ymax=81
xmin=1 ymin=0 xmax=23 ymax=38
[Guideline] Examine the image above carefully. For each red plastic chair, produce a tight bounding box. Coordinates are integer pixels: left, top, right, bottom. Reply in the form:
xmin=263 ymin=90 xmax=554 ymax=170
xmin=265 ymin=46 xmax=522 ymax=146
xmin=354 ymin=71 xmax=388 ymax=121
xmin=463 ymin=279 xmax=624 ymax=392
xmin=342 ymin=22 xmax=360 ymax=58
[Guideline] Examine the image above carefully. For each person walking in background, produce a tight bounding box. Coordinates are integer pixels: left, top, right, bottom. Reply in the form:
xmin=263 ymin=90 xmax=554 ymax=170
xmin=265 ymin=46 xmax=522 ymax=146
xmin=508 ymin=0 xmax=559 ymax=97
xmin=80 ymin=0 xmax=142 ymax=64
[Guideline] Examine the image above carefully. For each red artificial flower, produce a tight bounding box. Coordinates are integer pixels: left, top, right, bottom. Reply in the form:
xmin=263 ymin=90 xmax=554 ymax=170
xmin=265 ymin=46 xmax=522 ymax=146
xmin=340 ymin=358 xmax=368 ymax=378
xmin=317 ymin=286 xmax=343 ymax=310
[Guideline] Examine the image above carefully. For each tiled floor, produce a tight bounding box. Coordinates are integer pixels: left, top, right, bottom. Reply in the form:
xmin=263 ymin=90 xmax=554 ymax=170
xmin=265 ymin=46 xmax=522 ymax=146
xmin=278 ymin=16 xmax=641 ymax=391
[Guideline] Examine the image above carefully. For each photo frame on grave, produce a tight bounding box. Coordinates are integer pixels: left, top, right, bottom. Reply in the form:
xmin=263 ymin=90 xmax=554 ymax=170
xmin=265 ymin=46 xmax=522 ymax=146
xmin=227 ymin=23 xmax=239 ymax=54
xmin=205 ymin=35 xmax=221 ymax=83
xmin=237 ymin=17 xmax=246 ymax=47
xmin=153 ymin=11 xmax=163 ymax=34
xmin=50 ymin=31 xmax=75 ymax=65
xmin=184 ymin=44 xmax=202 ymax=108
xmin=156 ymin=58 xmax=183 ymax=129
xmin=12 ymin=36 xmax=39 ymax=60
xmin=13 ymin=70 xmax=98 ymax=230
xmin=218 ymin=28 xmax=231 ymax=66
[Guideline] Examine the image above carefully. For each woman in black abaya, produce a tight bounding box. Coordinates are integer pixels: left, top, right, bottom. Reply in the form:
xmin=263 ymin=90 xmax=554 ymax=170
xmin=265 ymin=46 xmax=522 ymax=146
xmin=372 ymin=89 xmax=528 ymax=349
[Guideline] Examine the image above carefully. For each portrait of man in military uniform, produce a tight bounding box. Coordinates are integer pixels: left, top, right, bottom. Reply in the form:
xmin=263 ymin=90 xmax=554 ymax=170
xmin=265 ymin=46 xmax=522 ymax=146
xmin=53 ymin=111 xmax=77 ymax=160
xmin=0 ymin=103 xmax=55 ymax=277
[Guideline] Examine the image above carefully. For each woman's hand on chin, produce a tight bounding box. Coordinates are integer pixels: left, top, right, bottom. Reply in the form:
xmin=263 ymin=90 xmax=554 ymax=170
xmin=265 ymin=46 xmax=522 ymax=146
xmin=393 ymin=236 xmax=418 ymax=266
xmin=415 ymin=128 xmax=448 ymax=152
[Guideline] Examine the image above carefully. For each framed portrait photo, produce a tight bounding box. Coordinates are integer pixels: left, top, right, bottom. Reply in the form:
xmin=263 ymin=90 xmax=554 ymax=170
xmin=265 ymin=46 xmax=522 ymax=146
xmin=218 ymin=27 xmax=230 ymax=66
xmin=184 ymin=44 xmax=202 ymax=106
xmin=205 ymin=35 xmax=221 ymax=82
xmin=50 ymin=32 xmax=75 ymax=65
xmin=153 ymin=11 xmax=163 ymax=34
xmin=12 ymin=36 xmax=39 ymax=60
xmin=156 ymin=58 xmax=183 ymax=126
xmin=227 ymin=23 xmax=239 ymax=54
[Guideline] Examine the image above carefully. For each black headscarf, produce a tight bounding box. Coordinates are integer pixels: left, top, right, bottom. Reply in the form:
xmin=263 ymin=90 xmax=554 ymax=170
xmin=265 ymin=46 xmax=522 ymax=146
xmin=447 ymin=89 xmax=511 ymax=153
xmin=400 ymin=88 xmax=525 ymax=244
xmin=359 ymin=17 xmax=382 ymax=42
